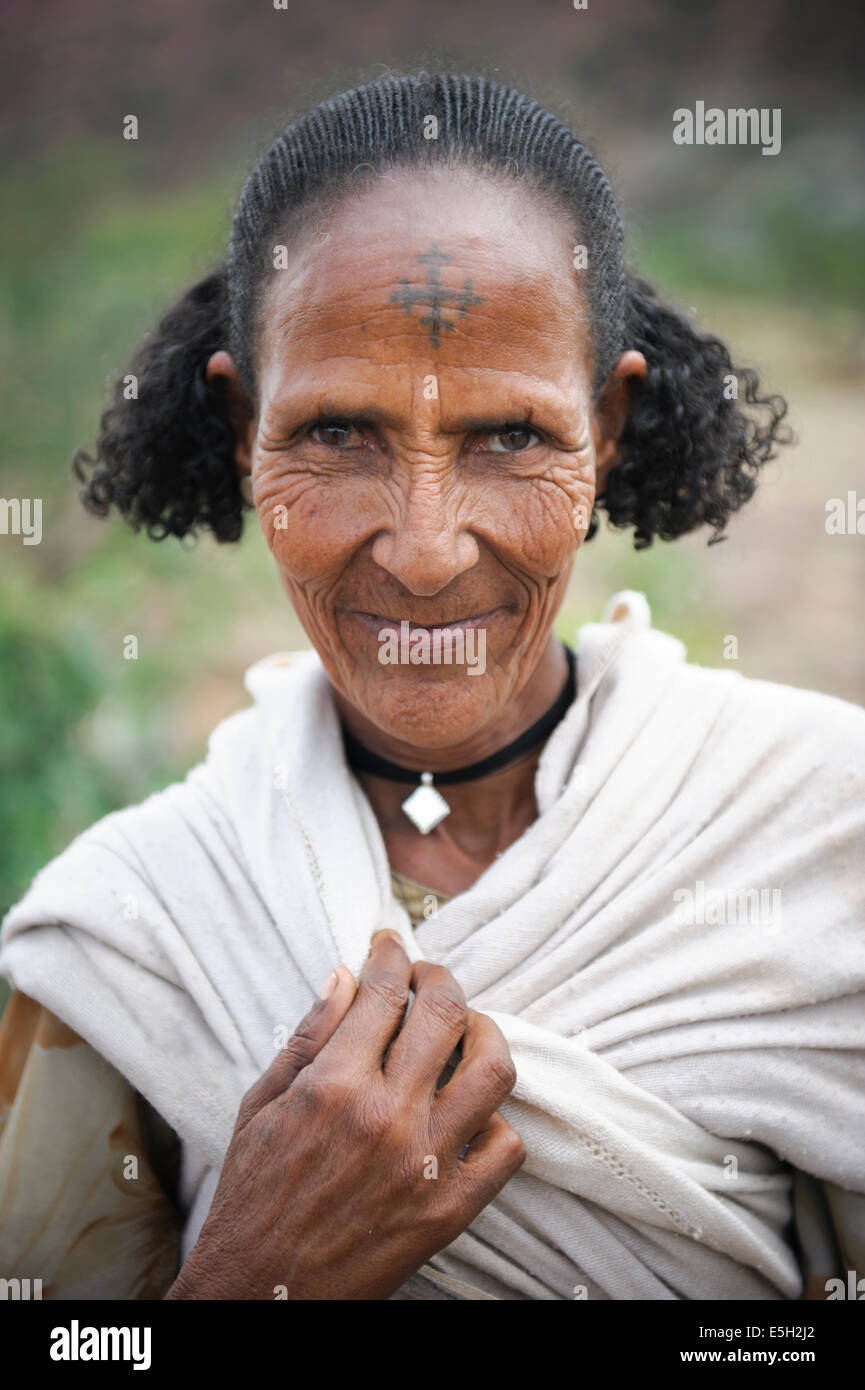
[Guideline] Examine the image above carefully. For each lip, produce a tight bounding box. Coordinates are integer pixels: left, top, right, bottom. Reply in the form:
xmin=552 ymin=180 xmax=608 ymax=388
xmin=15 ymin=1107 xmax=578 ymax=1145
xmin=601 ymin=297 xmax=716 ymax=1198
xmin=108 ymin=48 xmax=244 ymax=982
xmin=349 ymin=606 xmax=504 ymax=634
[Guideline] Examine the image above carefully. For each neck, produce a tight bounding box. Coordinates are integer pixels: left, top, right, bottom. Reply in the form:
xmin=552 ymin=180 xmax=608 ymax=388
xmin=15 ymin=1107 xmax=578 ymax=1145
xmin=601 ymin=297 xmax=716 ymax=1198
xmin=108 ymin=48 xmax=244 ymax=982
xmin=334 ymin=636 xmax=569 ymax=872
xmin=356 ymin=743 xmax=545 ymax=864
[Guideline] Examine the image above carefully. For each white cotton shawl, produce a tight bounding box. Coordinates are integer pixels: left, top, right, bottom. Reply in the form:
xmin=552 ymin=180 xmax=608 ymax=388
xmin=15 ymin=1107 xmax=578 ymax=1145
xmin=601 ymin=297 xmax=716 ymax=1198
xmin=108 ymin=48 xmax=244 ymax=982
xmin=2 ymin=590 xmax=864 ymax=1301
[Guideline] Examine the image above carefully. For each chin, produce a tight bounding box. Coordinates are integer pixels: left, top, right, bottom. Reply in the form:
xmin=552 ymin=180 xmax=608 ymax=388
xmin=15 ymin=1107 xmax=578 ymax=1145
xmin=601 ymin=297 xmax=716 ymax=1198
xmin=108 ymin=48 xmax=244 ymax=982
xmin=356 ymin=665 xmax=502 ymax=751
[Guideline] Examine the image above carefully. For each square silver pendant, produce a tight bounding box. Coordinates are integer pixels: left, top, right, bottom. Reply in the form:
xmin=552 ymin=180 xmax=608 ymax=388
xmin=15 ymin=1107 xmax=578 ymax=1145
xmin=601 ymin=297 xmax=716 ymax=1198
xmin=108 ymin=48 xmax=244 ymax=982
xmin=401 ymin=774 xmax=451 ymax=834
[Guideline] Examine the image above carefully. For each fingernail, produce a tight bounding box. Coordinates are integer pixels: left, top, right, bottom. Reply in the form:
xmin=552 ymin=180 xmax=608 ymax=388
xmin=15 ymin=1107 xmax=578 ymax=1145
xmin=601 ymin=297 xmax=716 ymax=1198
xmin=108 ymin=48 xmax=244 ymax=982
xmin=318 ymin=970 xmax=338 ymax=999
xmin=373 ymin=929 xmax=405 ymax=947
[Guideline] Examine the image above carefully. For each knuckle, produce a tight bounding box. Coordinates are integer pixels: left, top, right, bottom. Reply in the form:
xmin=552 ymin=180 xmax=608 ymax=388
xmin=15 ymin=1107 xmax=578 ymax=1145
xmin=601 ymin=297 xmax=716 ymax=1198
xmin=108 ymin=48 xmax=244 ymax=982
xmin=350 ymin=1089 xmax=397 ymax=1144
xmin=363 ymin=974 xmax=410 ymax=1016
xmin=278 ymin=1032 xmax=317 ymax=1073
xmin=288 ymin=1068 xmax=326 ymax=1112
xmin=290 ymin=1064 xmax=353 ymax=1114
xmin=290 ymin=1014 xmax=321 ymax=1047
xmin=415 ymin=961 xmax=459 ymax=991
xmin=500 ymin=1125 xmax=527 ymax=1166
xmin=421 ymin=987 xmax=468 ymax=1033
xmin=479 ymin=1053 xmax=519 ymax=1097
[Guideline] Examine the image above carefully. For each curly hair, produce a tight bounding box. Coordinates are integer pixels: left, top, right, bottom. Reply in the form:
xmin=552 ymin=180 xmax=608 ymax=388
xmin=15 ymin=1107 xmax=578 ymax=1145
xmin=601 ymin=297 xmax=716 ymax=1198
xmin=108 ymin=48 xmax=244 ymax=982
xmin=74 ymin=72 xmax=791 ymax=548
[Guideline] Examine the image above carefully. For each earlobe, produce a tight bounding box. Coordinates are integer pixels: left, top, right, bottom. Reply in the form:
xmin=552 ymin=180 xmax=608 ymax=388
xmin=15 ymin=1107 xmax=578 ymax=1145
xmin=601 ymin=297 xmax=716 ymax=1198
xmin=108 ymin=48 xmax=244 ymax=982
xmin=206 ymin=350 xmax=257 ymax=476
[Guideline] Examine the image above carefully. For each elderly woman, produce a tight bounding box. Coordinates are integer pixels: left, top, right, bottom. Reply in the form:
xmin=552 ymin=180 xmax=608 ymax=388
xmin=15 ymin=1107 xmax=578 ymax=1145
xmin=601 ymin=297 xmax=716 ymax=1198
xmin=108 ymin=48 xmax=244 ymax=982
xmin=1 ymin=72 xmax=863 ymax=1303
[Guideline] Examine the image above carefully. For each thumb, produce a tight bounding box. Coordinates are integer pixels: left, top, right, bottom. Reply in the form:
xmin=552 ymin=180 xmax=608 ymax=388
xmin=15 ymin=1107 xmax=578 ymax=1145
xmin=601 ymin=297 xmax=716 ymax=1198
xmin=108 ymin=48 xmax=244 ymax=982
xmin=236 ymin=966 xmax=356 ymax=1128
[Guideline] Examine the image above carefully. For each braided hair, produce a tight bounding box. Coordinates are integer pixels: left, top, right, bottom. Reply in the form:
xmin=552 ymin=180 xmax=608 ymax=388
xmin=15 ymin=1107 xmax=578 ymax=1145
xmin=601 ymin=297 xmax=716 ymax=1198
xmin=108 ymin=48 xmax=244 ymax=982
xmin=74 ymin=72 xmax=790 ymax=549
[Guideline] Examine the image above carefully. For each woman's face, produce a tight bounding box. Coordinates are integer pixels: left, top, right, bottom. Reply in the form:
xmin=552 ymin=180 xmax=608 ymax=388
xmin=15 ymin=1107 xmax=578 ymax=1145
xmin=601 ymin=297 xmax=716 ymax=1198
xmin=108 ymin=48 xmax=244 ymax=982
xmin=210 ymin=168 xmax=644 ymax=752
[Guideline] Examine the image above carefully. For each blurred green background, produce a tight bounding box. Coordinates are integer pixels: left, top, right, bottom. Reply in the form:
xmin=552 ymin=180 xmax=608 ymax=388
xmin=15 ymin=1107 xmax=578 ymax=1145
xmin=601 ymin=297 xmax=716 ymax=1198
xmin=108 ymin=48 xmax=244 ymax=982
xmin=1 ymin=0 xmax=864 ymax=1011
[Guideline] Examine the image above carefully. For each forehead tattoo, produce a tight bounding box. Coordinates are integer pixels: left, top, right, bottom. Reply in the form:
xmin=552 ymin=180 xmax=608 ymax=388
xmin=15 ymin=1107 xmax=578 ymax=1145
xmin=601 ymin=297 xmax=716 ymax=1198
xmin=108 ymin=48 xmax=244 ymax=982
xmin=389 ymin=241 xmax=484 ymax=347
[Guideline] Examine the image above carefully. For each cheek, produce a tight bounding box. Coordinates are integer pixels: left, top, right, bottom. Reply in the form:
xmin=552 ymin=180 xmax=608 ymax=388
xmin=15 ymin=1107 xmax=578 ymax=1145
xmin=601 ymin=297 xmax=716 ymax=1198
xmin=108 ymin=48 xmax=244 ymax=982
xmin=252 ymin=449 xmax=598 ymax=587
xmin=472 ymin=455 xmax=596 ymax=576
xmin=254 ymin=464 xmax=375 ymax=586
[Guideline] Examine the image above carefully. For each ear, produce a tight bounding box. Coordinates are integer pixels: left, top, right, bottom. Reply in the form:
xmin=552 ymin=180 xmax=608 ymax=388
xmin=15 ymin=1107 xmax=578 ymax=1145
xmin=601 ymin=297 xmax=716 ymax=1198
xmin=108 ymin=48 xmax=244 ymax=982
xmin=206 ymin=351 xmax=257 ymax=475
xmin=592 ymin=350 xmax=647 ymax=493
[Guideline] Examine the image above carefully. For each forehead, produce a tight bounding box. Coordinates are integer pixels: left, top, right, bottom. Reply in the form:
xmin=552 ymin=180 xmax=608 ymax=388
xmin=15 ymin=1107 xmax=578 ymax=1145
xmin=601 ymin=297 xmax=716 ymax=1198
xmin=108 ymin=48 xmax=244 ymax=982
xmin=254 ymin=169 xmax=593 ymax=397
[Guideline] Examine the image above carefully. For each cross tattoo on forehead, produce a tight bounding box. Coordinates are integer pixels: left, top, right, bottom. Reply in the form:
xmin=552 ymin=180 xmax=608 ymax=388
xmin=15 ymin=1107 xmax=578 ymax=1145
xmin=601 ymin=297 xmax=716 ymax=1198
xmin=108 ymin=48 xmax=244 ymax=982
xmin=390 ymin=242 xmax=484 ymax=347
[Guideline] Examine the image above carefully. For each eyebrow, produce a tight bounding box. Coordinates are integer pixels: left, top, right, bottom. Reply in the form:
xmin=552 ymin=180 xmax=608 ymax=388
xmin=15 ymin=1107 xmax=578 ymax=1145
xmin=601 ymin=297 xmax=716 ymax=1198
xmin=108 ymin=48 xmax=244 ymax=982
xmin=306 ymin=408 xmax=540 ymax=431
xmin=277 ymin=408 xmax=566 ymax=444
xmin=268 ymin=386 xmax=580 ymax=439
xmin=305 ymin=402 xmax=392 ymax=427
xmin=446 ymin=413 xmax=537 ymax=433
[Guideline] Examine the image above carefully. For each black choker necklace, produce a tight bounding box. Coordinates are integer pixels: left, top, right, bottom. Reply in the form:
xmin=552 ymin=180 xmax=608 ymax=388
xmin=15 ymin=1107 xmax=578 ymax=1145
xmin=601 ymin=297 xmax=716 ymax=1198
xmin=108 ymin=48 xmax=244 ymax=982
xmin=342 ymin=643 xmax=577 ymax=834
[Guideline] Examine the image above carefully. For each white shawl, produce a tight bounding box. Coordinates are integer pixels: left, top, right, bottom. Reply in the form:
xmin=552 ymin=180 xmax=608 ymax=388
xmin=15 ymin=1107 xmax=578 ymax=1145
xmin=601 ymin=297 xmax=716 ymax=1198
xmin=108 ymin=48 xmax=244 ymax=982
xmin=2 ymin=590 xmax=864 ymax=1300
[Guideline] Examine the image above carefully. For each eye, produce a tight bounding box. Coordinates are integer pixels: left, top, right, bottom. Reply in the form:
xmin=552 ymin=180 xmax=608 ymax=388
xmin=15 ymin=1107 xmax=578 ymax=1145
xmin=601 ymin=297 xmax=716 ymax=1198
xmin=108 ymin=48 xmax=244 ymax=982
xmin=484 ymin=426 xmax=542 ymax=453
xmin=309 ymin=420 xmax=363 ymax=448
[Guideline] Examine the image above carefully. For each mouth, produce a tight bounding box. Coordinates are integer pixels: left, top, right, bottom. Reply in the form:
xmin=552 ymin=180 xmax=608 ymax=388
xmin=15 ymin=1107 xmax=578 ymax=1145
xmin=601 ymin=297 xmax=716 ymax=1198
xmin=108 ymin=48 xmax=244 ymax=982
xmin=349 ymin=606 xmax=503 ymax=635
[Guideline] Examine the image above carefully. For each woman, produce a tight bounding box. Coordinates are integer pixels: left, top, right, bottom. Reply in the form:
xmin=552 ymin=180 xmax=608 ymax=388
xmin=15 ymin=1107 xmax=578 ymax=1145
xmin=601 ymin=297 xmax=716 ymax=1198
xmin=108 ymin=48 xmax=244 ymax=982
xmin=1 ymin=72 xmax=863 ymax=1302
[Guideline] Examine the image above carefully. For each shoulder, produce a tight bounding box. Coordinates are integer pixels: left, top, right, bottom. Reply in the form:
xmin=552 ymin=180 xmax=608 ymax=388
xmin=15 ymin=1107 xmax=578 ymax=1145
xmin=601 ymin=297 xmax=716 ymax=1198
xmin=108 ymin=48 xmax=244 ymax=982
xmin=695 ymin=659 xmax=865 ymax=747
xmin=681 ymin=659 xmax=865 ymax=806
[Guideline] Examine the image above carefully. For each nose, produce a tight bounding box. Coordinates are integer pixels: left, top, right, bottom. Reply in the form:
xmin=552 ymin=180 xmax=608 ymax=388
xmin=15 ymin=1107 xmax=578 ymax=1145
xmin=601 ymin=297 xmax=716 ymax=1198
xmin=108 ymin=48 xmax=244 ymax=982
xmin=370 ymin=465 xmax=480 ymax=595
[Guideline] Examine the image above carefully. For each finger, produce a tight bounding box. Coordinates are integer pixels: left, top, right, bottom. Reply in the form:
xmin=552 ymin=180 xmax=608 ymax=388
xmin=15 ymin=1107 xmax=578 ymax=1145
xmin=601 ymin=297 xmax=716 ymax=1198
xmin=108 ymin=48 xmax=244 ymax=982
xmin=236 ymin=965 xmax=356 ymax=1128
xmin=325 ymin=929 xmax=413 ymax=1068
xmin=384 ymin=960 xmax=468 ymax=1093
xmin=434 ymin=1009 xmax=519 ymax=1143
xmin=457 ymin=1111 xmax=527 ymax=1207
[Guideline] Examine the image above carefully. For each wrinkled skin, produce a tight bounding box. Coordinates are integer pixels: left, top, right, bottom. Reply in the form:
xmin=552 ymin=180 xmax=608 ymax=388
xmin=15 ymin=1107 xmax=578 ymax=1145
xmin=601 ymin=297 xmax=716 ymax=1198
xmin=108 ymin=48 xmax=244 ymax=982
xmin=212 ymin=169 xmax=643 ymax=759
xmin=167 ymin=934 xmax=526 ymax=1300
xmin=175 ymin=167 xmax=646 ymax=1299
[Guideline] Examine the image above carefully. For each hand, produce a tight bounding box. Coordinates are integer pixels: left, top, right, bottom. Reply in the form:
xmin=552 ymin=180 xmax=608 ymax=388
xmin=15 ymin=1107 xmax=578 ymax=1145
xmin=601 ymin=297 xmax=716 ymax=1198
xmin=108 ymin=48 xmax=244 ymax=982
xmin=166 ymin=931 xmax=525 ymax=1299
